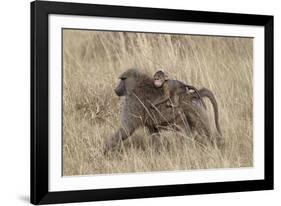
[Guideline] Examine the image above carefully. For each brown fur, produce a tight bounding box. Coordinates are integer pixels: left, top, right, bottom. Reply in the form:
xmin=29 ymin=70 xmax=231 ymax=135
xmin=152 ymin=70 xmax=206 ymax=108
xmin=105 ymin=68 xmax=222 ymax=152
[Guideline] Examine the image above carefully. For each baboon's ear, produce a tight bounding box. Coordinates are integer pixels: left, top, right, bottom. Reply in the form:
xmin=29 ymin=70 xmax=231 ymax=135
xmin=164 ymin=74 xmax=169 ymax=80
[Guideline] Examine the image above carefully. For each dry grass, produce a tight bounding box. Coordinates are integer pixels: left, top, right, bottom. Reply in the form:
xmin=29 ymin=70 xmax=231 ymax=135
xmin=62 ymin=29 xmax=253 ymax=176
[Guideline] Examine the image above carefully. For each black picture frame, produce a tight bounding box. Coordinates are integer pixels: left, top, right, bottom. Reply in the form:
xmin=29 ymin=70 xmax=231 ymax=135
xmin=31 ymin=0 xmax=274 ymax=205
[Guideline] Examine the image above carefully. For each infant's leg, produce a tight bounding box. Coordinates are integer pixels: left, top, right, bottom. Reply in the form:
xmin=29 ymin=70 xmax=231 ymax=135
xmin=167 ymin=95 xmax=179 ymax=107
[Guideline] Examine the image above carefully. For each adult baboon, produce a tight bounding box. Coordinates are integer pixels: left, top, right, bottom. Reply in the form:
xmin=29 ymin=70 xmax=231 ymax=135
xmin=105 ymin=68 xmax=222 ymax=151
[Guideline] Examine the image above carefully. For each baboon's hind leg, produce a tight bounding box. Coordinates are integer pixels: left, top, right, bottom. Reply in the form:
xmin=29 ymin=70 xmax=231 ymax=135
xmin=173 ymin=110 xmax=192 ymax=136
xmin=146 ymin=125 xmax=162 ymax=151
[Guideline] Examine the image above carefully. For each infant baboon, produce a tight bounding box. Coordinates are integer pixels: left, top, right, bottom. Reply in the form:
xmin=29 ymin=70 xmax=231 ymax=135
xmin=152 ymin=70 xmax=206 ymax=108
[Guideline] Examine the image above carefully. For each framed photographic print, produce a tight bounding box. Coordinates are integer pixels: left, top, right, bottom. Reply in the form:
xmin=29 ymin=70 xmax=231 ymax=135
xmin=31 ymin=0 xmax=274 ymax=204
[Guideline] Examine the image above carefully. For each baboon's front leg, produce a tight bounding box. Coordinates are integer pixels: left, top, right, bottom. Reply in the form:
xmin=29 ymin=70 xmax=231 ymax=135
xmin=104 ymin=126 xmax=136 ymax=153
xmin=146 ymin=125 xmax=160 ymax=137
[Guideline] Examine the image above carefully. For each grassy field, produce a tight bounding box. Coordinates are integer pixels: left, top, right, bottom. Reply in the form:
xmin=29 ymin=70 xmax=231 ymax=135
xmin=62 ymin=29 xmax=253 ymax=176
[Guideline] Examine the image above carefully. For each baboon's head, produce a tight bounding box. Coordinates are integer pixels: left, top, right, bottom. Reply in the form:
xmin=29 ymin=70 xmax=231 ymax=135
xmin=114 ymin=69 xmax=140 ymax=96
xmin=153 ymin=70 xmax=168 ymax=88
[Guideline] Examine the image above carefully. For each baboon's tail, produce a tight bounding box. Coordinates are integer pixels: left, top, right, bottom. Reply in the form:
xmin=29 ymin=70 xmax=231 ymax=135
xmin=199 ymin=88 xmax=222 ymax=135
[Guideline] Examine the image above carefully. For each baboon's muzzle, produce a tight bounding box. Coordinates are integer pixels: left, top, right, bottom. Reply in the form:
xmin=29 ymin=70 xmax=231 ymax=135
xmin=114 ymin=82 xmax=125 ymax=96
xmin=114 ymin=88 xmax=122 ymax=96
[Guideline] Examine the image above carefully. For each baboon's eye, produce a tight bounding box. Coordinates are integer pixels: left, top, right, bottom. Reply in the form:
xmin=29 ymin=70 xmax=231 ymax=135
xmin=120 ymin=77 xmax=127 ymax=80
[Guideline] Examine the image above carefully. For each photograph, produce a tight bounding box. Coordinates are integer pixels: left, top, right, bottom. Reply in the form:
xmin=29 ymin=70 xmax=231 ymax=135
xmin=62 ymin=29 xmax=253 ymax=176
xmin=30 ymin=1 xmax=273 ymax=204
